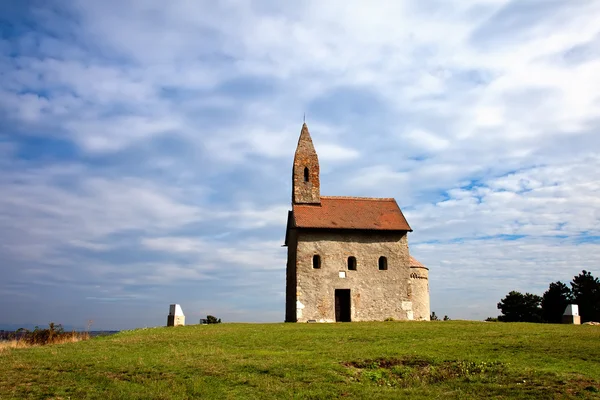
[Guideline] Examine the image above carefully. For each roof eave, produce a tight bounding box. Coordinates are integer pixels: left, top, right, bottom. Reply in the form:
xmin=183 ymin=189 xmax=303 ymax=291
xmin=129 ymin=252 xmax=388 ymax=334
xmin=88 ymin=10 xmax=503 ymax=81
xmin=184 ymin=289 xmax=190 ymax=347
xmin=391 ymin=198 xmax=412 ymax=232
xmin=294 ymin=226 xmax=412 ymax=232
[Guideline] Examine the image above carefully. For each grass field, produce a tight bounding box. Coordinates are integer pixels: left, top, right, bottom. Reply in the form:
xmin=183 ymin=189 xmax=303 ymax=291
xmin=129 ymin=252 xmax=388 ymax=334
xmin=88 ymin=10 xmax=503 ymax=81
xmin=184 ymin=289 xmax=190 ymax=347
xmin=1 ymin=321 xmax=599 ymax=399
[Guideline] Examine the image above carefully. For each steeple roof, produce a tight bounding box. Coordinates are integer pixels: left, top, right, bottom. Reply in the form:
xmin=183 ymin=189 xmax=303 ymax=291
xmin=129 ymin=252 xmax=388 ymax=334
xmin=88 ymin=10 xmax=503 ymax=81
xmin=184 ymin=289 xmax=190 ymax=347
xmin=292 ymin=122 xmax=320 ymax=205
xmin=293 ymin=123 xmax=317 ymax=159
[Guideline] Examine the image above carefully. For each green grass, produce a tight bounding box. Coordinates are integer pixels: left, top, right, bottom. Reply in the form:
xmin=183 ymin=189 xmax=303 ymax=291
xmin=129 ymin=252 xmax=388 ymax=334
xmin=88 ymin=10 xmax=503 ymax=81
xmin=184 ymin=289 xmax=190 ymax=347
xmin=1 ymin=321 xmax=599 ymax=399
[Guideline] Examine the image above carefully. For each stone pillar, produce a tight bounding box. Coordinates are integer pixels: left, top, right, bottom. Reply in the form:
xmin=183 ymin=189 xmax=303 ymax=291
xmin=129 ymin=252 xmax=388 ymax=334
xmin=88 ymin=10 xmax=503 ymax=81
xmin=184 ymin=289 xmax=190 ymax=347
xmin=167 ymin=304 xmax=185 ymax=327
xmin=562 ymin=304 xmax=581 ymax=325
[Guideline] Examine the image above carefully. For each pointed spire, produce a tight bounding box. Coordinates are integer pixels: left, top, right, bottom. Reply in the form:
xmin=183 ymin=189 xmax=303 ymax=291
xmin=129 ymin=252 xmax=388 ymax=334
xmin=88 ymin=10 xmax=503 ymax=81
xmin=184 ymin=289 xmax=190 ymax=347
xmin=292 ymin=123 xmax=320 ymax=205
xmin=297 ymin=122 xmax=313 ymax=145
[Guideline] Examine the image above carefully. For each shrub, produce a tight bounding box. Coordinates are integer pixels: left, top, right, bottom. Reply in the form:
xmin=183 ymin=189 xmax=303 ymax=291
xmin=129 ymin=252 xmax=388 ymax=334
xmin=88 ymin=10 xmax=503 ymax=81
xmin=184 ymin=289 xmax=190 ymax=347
xmin=206 ymin=315 xmax=222 ymax=324
xmin=497 ymin=291 xmax=542 ymax=322
xmin=571 ymin=270 xmax=600 ymax=323
xmin=541 ymin=281 xmax=572 ymax=323
xmin=15 ymin=323 xmax=89 ymax=346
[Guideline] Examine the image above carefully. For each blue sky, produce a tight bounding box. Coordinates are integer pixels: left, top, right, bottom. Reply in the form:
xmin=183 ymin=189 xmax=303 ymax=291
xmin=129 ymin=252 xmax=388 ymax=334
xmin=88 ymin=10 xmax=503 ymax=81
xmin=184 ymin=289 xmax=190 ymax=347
xmin=1 ymin=0 xmax=599 ymax=330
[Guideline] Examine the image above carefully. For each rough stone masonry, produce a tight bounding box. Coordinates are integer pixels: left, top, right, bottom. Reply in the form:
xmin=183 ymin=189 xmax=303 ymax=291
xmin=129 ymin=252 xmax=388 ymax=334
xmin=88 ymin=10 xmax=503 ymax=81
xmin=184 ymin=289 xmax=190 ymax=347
xmin=284 ymin=123 xmax=430 ymax=322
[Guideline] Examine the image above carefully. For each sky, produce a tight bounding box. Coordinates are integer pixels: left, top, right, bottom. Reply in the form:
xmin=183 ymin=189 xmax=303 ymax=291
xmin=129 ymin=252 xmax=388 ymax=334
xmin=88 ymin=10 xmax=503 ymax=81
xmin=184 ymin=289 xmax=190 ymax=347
xmin=1 ymin=0 xmax=599 ymax=330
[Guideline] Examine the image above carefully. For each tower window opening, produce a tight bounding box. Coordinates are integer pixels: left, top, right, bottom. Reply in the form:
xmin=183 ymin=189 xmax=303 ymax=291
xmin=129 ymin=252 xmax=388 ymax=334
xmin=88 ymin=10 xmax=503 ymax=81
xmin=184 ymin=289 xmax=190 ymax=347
xmin=313 ymin=254 xmax=321 ymax=269
xmin=348 ymin=256 xmax=357 ymax=271
xmin=378 ymin=256 xmax=388 ymax=271
xmin=304 ymin=167 xmax=309 ymax=182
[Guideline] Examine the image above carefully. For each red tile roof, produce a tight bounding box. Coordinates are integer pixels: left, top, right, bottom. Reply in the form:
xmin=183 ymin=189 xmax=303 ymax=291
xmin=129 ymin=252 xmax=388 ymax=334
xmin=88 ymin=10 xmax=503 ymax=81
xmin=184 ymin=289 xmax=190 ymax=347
xmin=409 ymin=256 xmax=427 ymax=269
xmin=292 ymin=196 xmax=412 ymax=231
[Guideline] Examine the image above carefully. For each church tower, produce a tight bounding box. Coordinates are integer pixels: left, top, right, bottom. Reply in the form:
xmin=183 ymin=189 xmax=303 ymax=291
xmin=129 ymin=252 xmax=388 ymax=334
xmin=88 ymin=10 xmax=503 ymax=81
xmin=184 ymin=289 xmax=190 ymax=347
xmin=292 ymin=123 xmax=320 ymax=205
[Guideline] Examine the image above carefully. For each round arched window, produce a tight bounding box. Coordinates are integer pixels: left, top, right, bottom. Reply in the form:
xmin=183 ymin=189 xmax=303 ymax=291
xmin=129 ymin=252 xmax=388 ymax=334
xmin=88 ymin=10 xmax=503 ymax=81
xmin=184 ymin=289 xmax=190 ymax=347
xmin=348 ymin=256 xmax=357 ymax=271
xmin=378 ymin=256 xmax=388 ymax=270
xmin=312 ymin=254 xmax=321 ymax=269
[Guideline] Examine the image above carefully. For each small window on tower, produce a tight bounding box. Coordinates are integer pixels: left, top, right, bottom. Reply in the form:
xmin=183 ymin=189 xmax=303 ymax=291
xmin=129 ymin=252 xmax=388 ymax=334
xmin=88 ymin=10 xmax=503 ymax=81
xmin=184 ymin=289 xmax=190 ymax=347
xmin=313 ymin=254 xmax=321 ymax=269
xmin=378 ymin=256 xmax=388 ymax=270
xmin=348 ymin=256 xmax=357 ymax=271
xmin=304 ymin=167 xmax=309 ymax=182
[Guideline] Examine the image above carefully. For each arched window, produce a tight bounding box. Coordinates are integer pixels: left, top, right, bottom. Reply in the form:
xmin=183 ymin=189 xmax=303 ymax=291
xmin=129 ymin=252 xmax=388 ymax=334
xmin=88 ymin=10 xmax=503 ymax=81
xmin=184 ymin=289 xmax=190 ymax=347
xmin=304 ymin=167 xmax=309 ymax=182
xmin=378 ymin=256 xmax=388 ymax=271
xmin=312 ymin=254 xmax=321 ymax=269
xmin=347 ymin=256 xmax=357 ymax=271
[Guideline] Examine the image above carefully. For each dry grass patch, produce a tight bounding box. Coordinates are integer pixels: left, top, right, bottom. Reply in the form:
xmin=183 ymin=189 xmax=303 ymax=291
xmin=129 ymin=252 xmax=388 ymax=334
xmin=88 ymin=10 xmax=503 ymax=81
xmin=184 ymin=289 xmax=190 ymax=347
xmin=0 ymin=323 xmax=90 ymax=354
xmin=0 ymin=340 xmax=22 ymax=352
xmin=0 ymin=335 xmax=88 ymax=354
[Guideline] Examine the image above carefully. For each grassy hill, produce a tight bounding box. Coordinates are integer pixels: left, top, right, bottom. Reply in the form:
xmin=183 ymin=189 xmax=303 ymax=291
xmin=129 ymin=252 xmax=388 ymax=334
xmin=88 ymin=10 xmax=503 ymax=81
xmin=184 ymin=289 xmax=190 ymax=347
xmin=1 ymin=321 xmax=599 ymax=399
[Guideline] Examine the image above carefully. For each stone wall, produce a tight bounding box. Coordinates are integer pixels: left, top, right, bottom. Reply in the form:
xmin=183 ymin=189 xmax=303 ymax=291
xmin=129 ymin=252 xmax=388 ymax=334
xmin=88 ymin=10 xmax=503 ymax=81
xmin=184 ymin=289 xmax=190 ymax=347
xmin=410 ymin=266 xmax=430 ymax=321
xmin=293 ymin=229 xmax=412 ymax=322
xmin=285 ymin=225 xmax=298 ymax=322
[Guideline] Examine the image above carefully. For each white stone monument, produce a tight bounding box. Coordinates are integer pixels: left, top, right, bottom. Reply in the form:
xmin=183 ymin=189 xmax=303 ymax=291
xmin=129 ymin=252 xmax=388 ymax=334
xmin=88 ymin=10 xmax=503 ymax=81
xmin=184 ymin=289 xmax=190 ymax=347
xmin=167 ymin=304 xmax=185 ymax=327
xmin=562 ymin=304 xmax=580 ymax=325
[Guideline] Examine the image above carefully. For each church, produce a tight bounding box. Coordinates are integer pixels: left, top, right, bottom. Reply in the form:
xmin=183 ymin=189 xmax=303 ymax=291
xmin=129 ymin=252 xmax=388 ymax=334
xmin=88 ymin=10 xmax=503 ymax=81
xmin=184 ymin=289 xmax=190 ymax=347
xmin=284 ymin=123 xmax=430 ymax=322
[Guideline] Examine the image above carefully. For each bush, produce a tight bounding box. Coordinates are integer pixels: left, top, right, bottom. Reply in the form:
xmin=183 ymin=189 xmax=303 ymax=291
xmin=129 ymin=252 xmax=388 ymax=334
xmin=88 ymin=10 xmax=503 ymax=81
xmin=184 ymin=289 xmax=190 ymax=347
xmin=496 ymin=270 xmax=598 ymax=324
xmin=571 ymin=270 xmax=600 ymax=323
xmin=497 ymin=291 xmax=542 ymax=322
xmin=14 ymin=323 xmax=89 ymax=346
xmin=541 ymin=281 xmax=573 ymax=323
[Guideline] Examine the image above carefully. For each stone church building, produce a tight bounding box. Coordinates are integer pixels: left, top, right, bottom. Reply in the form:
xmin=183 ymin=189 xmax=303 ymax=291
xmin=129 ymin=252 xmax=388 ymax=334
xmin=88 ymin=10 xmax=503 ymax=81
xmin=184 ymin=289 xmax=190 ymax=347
xmin=284 ymin=123 xmax=430 ymax=322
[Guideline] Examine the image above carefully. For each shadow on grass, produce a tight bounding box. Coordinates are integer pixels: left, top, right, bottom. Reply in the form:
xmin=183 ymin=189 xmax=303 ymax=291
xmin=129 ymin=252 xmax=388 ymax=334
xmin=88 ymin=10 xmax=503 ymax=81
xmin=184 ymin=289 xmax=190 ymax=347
xmin=343 ymin=356 xmax=600 ymax=398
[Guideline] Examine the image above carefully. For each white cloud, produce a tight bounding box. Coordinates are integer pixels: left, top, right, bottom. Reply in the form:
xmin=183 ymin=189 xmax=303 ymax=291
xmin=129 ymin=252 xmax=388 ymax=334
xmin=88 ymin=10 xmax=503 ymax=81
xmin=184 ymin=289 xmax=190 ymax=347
xmin=347 ymin=165 xmax=409 ymax=191
xmin=142 ymin=237 xmax=210 ymax=254
xmin=141 ymin=236 xmax=285 ymax=271
xmin=1 ymin=0 xmax=600 ymax=327
xmin=317 ymin=143 xmax=360 ymax=162
xmin=404 ymin=129 xmax=450 ymax=152
xmin=407 ymin=155 xmax=600 ymax=243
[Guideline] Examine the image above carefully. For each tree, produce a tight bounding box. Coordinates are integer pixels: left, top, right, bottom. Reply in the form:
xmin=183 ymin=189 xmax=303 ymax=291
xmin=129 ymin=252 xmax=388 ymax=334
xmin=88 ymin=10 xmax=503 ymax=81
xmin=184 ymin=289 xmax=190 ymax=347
xmin=570 ymin=270 xmax=600 ymax=323
xmin=497 ymin=291 xmax=542 ymax=322
xmin=541 ymin=281 xmax=572 ymax=323
xmin=206 ymin=315 xmax=221 ymax=324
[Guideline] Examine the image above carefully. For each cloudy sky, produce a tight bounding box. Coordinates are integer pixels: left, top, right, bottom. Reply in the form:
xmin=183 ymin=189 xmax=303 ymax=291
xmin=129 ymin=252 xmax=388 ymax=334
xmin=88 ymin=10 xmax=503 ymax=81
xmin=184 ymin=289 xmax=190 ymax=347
xmin=1 ymin=0 xmax=599 ymax=330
